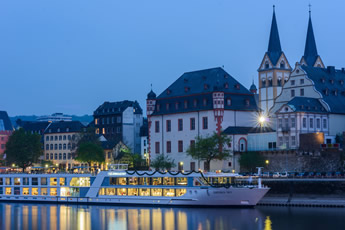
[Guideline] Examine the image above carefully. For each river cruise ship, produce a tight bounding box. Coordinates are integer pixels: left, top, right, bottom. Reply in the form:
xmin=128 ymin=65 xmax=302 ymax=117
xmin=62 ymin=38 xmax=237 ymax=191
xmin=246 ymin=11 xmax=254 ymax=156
xmin=0 ymin=166 xmax=269 ymax=207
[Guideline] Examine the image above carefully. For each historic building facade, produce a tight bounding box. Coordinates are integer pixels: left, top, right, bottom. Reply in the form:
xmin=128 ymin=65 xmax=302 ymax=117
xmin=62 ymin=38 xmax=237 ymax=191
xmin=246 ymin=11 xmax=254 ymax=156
xmin=93 ymin=100 xmax=143 ymax=154
xmin=0 ymin=111 xmax=13 ymax=156
xmin=147 ymin=67 xmax=260 ymax=171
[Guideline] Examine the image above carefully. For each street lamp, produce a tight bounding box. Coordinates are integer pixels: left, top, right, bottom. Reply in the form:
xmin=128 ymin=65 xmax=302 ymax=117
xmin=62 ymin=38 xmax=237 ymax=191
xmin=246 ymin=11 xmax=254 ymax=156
xmin=265 ymin=160 xmax=269 ymax=165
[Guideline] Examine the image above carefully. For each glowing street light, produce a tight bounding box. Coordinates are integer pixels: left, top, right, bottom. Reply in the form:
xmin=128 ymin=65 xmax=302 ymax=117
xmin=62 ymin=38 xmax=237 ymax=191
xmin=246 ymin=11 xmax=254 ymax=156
xmin=265 ymin=160 xmax=269 ymax=165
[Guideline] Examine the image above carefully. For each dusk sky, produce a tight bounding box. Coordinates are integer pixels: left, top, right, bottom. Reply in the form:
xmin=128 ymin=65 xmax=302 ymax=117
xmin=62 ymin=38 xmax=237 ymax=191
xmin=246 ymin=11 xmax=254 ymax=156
xmin=1 ymin=0 xmax=345 ymax=116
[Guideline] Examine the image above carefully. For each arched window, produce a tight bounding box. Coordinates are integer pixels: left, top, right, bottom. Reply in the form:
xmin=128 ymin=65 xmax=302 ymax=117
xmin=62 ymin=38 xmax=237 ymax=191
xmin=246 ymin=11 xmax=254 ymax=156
xmin=54 ymin=153 xmax=58 ymax=160
xmin=63 ymin=153 xmax=66 ymax=160
xmin=46 ymin=154 xmax=49 ymax=160
xmin=68 ymin=153 xmax=72 ymax=159
xmin=68 ymin=143 xmax=71 ymax=150
xmin=268 ymin=78 xmax=273 ymax=87
xmin=46 ymin=144 xmax=49 ymax=150
xmin=59 ymin=153 xmax=62 ymax=160
xmin=54 ymin=144 xmax=58 ymax=150
xmin=63 ymin=135 xmax=66 ymax=140
xmin=68 ymin=135 xmax=71 ymax=140
xmin=280 ymin=61 xmax=285 ymax=69
xmin=59 ymin=144 xmax=62 ymax=150
xmin=50 ymin=153 xmax=53 ymax=160
xmin=59 ymin=135 xmax=62 ymax=140
xmin=63 ymin=144 xmax=66 ymax=150
xmin=277 ymin=78 xmax=282 ymax=86
xmin=239 ymin=138 xmax=247 ymax=152
xmin=262 ymin=79 xmax=266 ymax=87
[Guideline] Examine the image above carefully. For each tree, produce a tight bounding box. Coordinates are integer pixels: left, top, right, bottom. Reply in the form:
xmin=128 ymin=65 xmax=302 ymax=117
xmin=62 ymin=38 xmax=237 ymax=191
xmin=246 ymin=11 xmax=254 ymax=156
xmin=186 ymin=132 xmax=231 ymax=170
xmin=150 ymin=154 xmax=176 ymax=171
xmin=5 ymin=128 xmax=43 ymax=171
xmin=114 ymin=146 xmax=148 ymax=170
xmin=75 ymin=142 xmax=105 ymax=167
xmin=238 ymin=151 xmax=265 ymax=173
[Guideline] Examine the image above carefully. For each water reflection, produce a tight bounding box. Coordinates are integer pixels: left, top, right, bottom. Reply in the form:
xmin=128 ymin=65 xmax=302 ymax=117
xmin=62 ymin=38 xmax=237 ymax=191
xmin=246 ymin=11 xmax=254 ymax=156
xmin=1 ymin=203 xmax=345 ymax=230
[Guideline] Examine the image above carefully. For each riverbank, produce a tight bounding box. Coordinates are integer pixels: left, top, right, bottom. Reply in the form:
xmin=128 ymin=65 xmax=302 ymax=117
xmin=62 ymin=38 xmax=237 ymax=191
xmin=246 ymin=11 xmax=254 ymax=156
xmin=259 ymin=194 xmax=345 ymax=208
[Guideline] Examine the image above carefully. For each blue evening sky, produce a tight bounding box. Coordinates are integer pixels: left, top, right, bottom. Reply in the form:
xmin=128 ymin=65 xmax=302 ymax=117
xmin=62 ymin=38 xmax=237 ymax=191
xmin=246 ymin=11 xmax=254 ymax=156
xmin=0 ymin=0 xmax=344 ymax=116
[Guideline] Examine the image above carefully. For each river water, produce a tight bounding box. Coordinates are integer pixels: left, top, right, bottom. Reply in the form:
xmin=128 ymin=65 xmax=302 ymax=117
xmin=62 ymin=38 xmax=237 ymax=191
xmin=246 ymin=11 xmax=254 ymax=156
xmin=0 ymin=203 xmax=344 ymax=230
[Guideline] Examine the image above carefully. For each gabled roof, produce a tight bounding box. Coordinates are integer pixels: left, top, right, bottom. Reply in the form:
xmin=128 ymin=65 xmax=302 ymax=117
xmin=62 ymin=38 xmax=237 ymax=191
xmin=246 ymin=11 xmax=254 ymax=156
xmin=44 ymin=121 xmax=85 ymax=134
xmin=301 ymin=65 xmax=345 ymax=114
xmin=266 ymin=8 xmax=282 ymax=66
xmin=223 ymin=126 xmax=275 ymax=135
xmin=101 ymin=140 xmax=117 ymax=150
xmin=94 ymin=100 xmax=142 ymax=116
xmin=157 ymin=67 xmax=253 ymax=98
xmin=302 ymin=13 xmax=319 ymax=66
xmin=284 ymin=97 xmax=328 ymax=113
xmin=22 ymin=121 xmax=50 ymax=133
xmin=0 ymin=111 xmax=13 ymax=131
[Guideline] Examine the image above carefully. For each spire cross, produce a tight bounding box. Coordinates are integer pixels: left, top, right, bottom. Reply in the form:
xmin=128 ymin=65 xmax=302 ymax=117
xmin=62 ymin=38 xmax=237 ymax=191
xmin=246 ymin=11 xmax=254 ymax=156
xmin=309 ymin=3 xmax=312 ymax=16
xmin=150 ymin=84 xmax=152 ymax=90
xmin=273 ymin=5 xmax=275 ymax=11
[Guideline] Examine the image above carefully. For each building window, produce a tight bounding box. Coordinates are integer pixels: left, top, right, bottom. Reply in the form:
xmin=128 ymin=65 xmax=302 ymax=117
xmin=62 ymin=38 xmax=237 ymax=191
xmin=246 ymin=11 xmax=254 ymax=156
xmin=190 ymin=118 xmax=195 ymax=130
xmin=117 ymin=117 xmax=121 ymax=123
xmin=46 ymin=154 xmax=49 ymax=160
xmin=46 ymin=144 xmax=49 ymax=150
xmin=310 ymin=118 xmax=314 ymax=128
xmin=291 ymin=80 xmax=295 ymax=86
xmin=175 ymin=102 xmax=179 ymax=110
xmin=202 ymin=117 xmax=208 ymax=129
xmin=190 ymin=162 xmax=195 ymax=171
xmin=278 ymin=137 xmax=283 ymax=146
xmin=166 ymin=120 xmax=171 ymax=132
xmin=291 ymin=118 xmax=295 ymax=128
xmin=50 ymin=153 xmax=53 ymax=160
xmin=291 ymin=89 xmax=295 ymax=97
xmin=166 ymin=141 xmax=171 ymax=153
xmin=203 ymin=98 xmax=207 ymax=106
xmin=190 ymin=140 xmax=195 ymax=148
xmin=143 ymin=140 xmax=146 ymax=146
xmin=285 ymin=136 xmax=289 ymax=148
xmin=284 ymin=118 xmax=289 ymax=128
xmin=102 ymin=128 xmax=105 ymax=134
xmin=117 ymin=127 xmax=121 ymax=133
xmin=300 ymin=88 xmax=304 ymax=96
xmin=291 ymin=136 xmax=296 ymax=146
xmin=63 ymin=144 xmax=66 ymax=150
xmin=155 ymin=142 xmax=160 ymax=154
xmin=323 ymin=119 xmax=327 ymax=129
xmin=316 ymin=118 xmax=321 ymax=129
xmin=300 ymin=79 xmax=304 ymax=84
xmin=178 ymin=141 xmax=183 ymax=152
xmin=155 ymin=121 xmax=160 ymax=133
xmin=59 ymin=144 xmax=62 ymax=150
xmin=63 ymin=153 xmax=66 ymax=160
xmin=184 ymin=101 xmax=188 ymax=109
xmin=68 ymin=143 xmax=71 ymax=150
xmin=178 ymin=119 xmax=183 ymax=131
xmin=268 ymin=79 xmax=273 ymax=87
xmin=303 ymin=118 xmax=307 ymax=128
xmin=46 ymin=136 xmax=49 ymax=141
xmin=278 ymin=119 xmax=282 ymax=128
xmin=265 ymin=61 xmax=269 ymax=69
xmin=262 ymin=79 xmax=266 ymax=87
xmin=68 ymin=153 xmax=72 ymax=160
xmin=55 ymin=153 xmax=58 ymax=160
xmin=55 ymin=136 xmax=58 ymax=141
xmin=50 ymin=136 xmax=53 ymax=141
xmin=54 ymin=144 xmax=57 ymax=150
xmin=280 ymin=61 xmax=285 ymax=69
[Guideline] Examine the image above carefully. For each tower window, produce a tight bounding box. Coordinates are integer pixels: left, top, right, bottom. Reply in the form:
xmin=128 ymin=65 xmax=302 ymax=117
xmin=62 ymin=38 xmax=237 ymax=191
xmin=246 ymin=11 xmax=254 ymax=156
xmin=291 ymin=89 xmax=295 ymax=97
xmin=280 ymin=61 xmax=285 ymax=69
xmin=300 ymin=88 xmax=304 ymax=96
xmin=262 ymin=79 xmax=266 ymax=87
xmin=277 ymin=79 xmax=282 ymax=86
xmin=268 ymin=79 xmax=273 ymax=87
xmin=265 ymin=61 xmax=269 ymax=69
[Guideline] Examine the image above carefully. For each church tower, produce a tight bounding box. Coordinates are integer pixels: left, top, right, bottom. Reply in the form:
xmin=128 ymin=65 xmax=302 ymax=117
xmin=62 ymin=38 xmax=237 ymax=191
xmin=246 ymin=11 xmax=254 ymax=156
xmin=258 ymin=6 xmax=291 ymax=114
xmin=300 ymin=9 xmax=324 ymax=68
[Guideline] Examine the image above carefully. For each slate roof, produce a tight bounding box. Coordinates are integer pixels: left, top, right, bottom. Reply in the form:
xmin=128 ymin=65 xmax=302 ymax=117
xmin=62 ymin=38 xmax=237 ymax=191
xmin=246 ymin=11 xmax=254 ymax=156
xmin=22 ymin=121 xmax=50 ymax=133
xmin=223 ymin=126 xmax=275 ymax=135
xmin=152 ymin=67 xmax=259 ymax=115
xmin=285 ymin=97 xmax=328 ymax=113
xmin=266 ymin=8 xmax=282 ymax=66
xmin=302 ymin=14 xmax=319 ymax=66
xmin=94 ymin=100 xmax=142 ymax=116
xmin=44 ymin=121 xmax=85 ymax=134
xmin=0 ymin=111 xmax=13 ymax=131
xmin=101 ymin=140 xmax=117 ymax=150
xmin=140 ymin=120 xmax=148 ymax=137
xmin=301 ymin=65 xmax=345 ymax=114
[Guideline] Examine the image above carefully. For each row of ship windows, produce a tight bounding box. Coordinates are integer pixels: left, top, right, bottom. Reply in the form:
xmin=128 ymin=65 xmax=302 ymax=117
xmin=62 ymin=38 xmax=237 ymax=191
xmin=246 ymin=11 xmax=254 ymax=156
xmin=155 ymin=117 xmax=208 ymax=133
xmin=108 ymin=177 xmax=188 ymax=186
xmin=45 ymin=135 xmax=76 ymax=141
xmin=0 ymin=187 xmax=79 ymax=197
xmin=99 ymin=188 xmax=186 ymax=197
xmin=45 ymin=143 xmax=75 ymax=150
xmin=0 ymin=177 xmax=90 ymax=187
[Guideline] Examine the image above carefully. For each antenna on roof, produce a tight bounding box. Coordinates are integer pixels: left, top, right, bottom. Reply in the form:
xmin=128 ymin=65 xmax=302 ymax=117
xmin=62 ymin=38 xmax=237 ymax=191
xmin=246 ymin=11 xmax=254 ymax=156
xmin=309 ymin=3 xmax=312 ymax=17
xmin=273 ymin=4 xmax=275 ymax=12
xmin=150 ymin=83 xmax=152 ymax=90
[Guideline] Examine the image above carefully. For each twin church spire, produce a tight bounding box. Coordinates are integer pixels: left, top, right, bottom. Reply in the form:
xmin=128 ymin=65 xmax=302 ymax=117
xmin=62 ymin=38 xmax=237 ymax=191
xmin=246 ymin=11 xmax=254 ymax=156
xmin=267 ymin=6 xmax=282 ymax=66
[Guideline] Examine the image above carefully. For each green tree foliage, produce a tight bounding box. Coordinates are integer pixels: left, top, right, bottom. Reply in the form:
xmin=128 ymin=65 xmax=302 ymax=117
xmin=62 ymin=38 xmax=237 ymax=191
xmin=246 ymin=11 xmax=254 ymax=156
xmin=150 ymin=154 xmax=176 ymax=171
xmin=238 ymin=151 xmax=265 ymax=173
xmin=75 ymin=142 xmax=105 ymax=166
xmin=114 ymin=146 xmax=148 ymax=170
xmin=186 ymin=133 xmax=231 ymax=170
xmin=5 ymin=128 xmax=43 ymax=171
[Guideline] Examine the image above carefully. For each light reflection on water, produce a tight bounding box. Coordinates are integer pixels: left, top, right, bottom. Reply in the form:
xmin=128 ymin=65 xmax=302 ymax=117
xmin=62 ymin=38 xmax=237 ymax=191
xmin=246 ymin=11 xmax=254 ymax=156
xmin=1 ymin=203 xmax=345 ymax=230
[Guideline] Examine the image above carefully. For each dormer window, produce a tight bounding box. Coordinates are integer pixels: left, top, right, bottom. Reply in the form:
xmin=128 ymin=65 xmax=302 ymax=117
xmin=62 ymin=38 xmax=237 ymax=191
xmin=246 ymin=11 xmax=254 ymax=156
xmin=227 ymin=98 xmax=231 ymax=106
xmin=321 ymin=78 xmax=325 ymax=83
xmin=203 ymin=98 xmax=207 ymax=106
xmin=184 ymin=78 xmax=188 ymax=83
xmin=334 ymin=90 xmax=338 ymax=96
xmin=235 ymin=84 xmax=240 ymax=89
xmin=204 ymin=84 xmax=208 ymax=90
xmin=324 ymin=89 xmax=329 ymax=96
xmin=224 ymin=83 xmax=229 ymax=89
xmin=175 ymin=102 xmax=179 ymax=110
xmin=280 ymin=61 xmax=285 ymax=69
xmin=340 ymin=80 xmax=344 ymax=85
xmin=66 ymin=128 xmax=69 ymax=132
xmin=166 ymin=103 xmax=170 ymax=110
xmin=193 ymin=99 xmax=198 ymax=108
xmin=245 ymin=99 xmax=250 ymax=106
xmin=330 ymin=79 xmax=334 ymax=84
xmin=156 ymin=104 xmax=160 ymax=112
xmin=184 ymin=87 xmax=189 ymax=92
xmin=57 ymin=128 xmax=60 ymax=132
xmin=167 ymin=89 xmax=171 ymax=95
xmin=224 ymin=74 xmax=228 ymax=79
xmin=184 ymin=100 xmax=188 ymax=109
xmin=265 ymin=61 xmax=269 ymax=69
